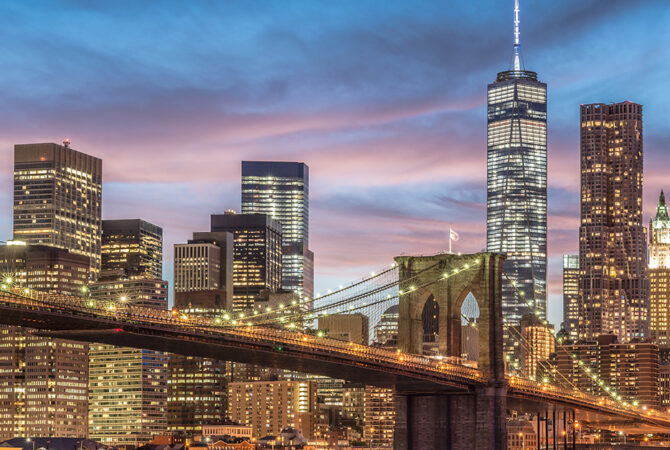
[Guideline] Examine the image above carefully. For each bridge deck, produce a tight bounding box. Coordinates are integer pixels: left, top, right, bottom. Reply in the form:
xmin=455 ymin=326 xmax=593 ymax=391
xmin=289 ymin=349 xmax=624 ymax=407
xmin=2 ymin=288 xmax=670 ymax=429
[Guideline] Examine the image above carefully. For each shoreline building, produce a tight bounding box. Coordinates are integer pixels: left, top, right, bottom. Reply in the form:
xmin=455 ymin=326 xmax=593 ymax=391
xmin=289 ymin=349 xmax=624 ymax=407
xmin=486 ymin=2 xmax=547 ymax=336
xmin=228 ymin=380 xmax=318 ymax=440
xmin=578 ymin=102 xmax=649 ymax=342
xmin=241 ymin=161 xmax=314 ymax=301
xmin=649 ymin=191 xmax=670 ymax=347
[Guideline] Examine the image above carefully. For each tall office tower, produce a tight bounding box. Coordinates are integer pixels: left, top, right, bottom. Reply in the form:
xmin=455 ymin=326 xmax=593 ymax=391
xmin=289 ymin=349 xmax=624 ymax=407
xmin=89 ymin=218 xmax=168 ymax=446
xmin=241 ymin=161 xmax=314 ymax=300
xmin=649 ymin=191 xmax=670 ymax=346
xmin=0 ymin=244 xmax=91 ymax=440
xmin=100 ymin=219 xmax=163 ymax=280
xmin=579 ymin=102 xmax=649 ymax=342
xmin=563 ymin=255 xmax=580 ymax=340
xmin=486 ymin=2 xmax=547 ymax=332
xmin=13 ymin=141 xmax=102 ymax=277
xmin=227 ymin=380 xmax=318 ymax=439
xmin=2 ymin=141 xmax=101 ymax=440
xmin=210 ymin=212 xmax=283 ymax=311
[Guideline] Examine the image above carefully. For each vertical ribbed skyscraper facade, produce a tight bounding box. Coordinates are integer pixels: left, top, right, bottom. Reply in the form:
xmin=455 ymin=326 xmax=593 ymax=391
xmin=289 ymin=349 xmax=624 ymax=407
xmin=579 ymin=102 xmax=648 ymax=342
xmin=241 ymin=161 xmax=314 ymax=301
xmin=486 ymin=3 xmax=547 ymax=329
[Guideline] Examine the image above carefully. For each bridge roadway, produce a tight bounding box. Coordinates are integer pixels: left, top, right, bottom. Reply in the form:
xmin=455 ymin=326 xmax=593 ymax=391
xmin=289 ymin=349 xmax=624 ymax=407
xmin=1 ymin=287 xmax=670 ymax=431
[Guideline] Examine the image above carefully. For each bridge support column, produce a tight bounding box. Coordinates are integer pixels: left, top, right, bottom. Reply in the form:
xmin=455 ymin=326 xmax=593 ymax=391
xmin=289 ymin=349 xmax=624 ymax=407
xmin=394 ymin=385 xmax=507 ymax=450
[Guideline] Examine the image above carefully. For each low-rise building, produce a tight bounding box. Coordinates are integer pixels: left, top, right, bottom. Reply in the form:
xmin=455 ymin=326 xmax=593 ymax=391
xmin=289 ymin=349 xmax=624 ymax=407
xmin=201 ymin=423 xmax=253 ymax=440
xmin=228 ymin=380 xmax=317 ymax=439
xmin=556 ymin=335 xmax=660 ymax=407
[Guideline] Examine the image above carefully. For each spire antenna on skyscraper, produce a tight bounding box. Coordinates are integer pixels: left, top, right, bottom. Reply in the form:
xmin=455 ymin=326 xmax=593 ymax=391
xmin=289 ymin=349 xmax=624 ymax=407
xmin=513 ymin=0 xmax=522 ymax=71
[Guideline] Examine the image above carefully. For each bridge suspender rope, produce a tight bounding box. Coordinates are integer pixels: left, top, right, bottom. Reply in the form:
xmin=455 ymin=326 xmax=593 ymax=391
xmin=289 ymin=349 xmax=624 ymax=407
xmin=243 ymin=261 xmax=442 ymax=327
xmin=502 ymin=269 xmax=649 ymax=410
xmin=243 ymin=260 xmax=481 ymax=331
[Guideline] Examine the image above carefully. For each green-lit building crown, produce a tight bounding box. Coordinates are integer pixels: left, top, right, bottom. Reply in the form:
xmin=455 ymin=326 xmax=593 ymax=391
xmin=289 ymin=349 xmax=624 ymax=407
xmin=653 ymin=190 xmax=670 ymax=228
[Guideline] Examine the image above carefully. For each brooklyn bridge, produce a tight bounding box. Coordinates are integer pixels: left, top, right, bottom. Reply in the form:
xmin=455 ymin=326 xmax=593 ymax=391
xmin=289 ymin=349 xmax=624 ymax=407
xmin=1 ymin=252 xmax=669 ymax=449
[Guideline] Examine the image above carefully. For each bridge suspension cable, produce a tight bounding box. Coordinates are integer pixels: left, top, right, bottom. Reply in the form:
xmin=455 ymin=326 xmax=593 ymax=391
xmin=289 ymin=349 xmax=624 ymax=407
xmin=242 ymin=260 xmax=482 ymax=337
xmin=502 ymin=269 xmax=647 ymax=409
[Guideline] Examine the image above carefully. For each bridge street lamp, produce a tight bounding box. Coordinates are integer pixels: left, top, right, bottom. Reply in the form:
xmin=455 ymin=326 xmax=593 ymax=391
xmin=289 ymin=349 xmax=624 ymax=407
xmin=26 ymin=438 xmax=34 ymax=450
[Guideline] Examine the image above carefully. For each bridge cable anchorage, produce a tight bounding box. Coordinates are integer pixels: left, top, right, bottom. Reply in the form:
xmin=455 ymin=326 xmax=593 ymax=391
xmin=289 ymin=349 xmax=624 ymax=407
xmin=244 ymin=259 xmax=482 ymax=331
xmin=502 ymin=269 xmax=650 ymax=411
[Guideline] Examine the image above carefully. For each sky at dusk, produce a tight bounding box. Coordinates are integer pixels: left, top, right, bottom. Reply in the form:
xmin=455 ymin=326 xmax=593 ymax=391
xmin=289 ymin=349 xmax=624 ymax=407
xmin=1 ymin=0 xmax=669 ymax=327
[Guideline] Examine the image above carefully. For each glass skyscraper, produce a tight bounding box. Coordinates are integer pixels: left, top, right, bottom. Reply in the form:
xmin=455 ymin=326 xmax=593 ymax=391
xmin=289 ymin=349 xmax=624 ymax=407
xmin=486 ymin=7 xmax=547 ymax=329
xmin=241 ymin=161 xmax=314 ymax=300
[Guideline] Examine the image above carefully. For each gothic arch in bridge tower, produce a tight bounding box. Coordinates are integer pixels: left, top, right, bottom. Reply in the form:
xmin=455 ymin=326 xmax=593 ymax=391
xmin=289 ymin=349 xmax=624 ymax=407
xmin=395 ymin=252 xmax=506 ymax=379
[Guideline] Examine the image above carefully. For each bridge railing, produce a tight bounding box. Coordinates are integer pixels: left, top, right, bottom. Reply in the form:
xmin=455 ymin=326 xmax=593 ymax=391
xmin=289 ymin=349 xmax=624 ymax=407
xmin=0 ymin=287 xmax=483 ymax=383
xmin=509 ymin=376 xmax=670 ymax=422
xmin=4 ymin=286 xmax=670 ymax=424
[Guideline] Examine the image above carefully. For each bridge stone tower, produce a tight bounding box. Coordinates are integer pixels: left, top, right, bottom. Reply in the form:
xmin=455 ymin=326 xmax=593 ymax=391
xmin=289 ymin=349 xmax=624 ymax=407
xmin=393 ymin=252 xmax=507 ymax=450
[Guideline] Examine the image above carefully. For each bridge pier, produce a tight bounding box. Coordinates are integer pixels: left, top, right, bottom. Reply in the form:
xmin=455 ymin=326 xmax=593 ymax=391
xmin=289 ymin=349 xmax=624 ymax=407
xmin=394 ymin=384 xmax=507 ymax=450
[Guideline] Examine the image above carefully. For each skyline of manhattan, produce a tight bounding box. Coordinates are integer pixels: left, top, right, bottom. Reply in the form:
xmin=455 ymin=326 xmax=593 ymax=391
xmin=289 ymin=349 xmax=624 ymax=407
xmin=0 ymin=1 xmax=669 ymax=329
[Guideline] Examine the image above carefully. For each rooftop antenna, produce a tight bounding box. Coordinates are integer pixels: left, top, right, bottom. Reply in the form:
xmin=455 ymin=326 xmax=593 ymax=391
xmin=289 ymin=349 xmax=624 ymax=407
xmin=513 ymin=0 xmax=521 ymax=71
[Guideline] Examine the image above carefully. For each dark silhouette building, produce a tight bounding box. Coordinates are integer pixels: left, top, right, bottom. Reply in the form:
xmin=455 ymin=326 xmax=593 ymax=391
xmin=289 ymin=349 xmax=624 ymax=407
xmin=210 ymin=212 xmax=282 ymax=312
